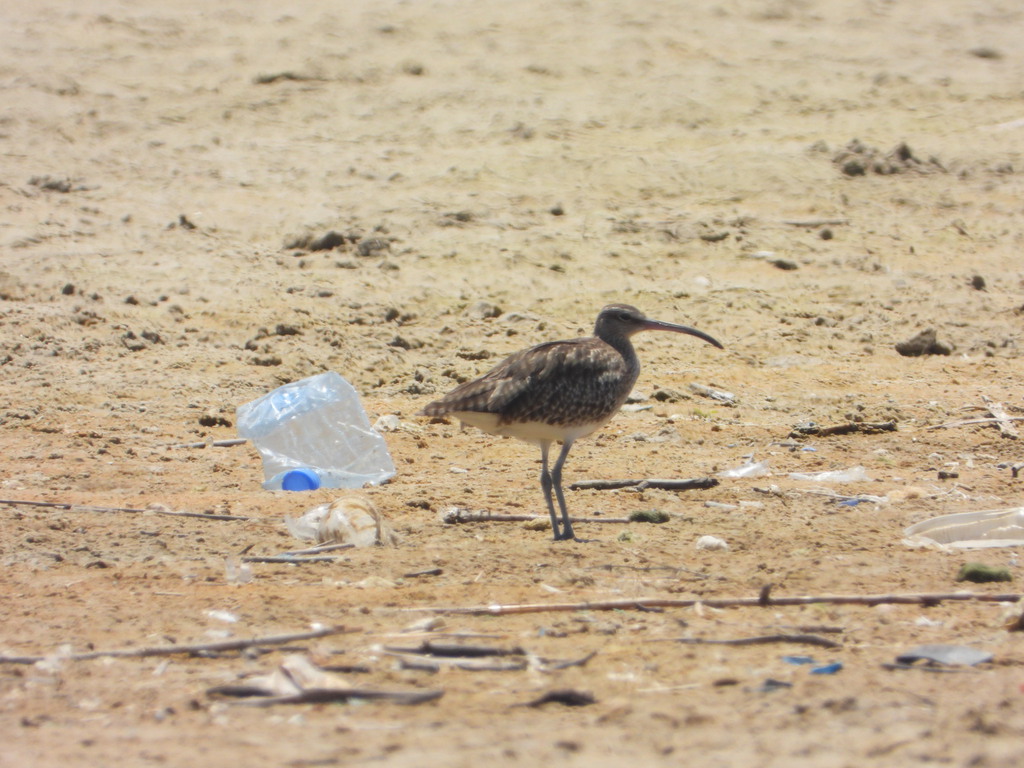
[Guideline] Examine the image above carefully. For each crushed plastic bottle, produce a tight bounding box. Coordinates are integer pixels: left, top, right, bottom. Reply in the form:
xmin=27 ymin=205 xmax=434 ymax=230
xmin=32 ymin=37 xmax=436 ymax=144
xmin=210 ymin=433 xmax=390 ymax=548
xmin=236 ymin=371 xmax=396 ymax=491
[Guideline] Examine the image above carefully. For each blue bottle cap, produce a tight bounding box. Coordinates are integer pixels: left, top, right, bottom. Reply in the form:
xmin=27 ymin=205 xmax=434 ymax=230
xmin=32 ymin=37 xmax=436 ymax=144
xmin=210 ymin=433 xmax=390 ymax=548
xmin=280 ymin=468 xmax=321 ymax=491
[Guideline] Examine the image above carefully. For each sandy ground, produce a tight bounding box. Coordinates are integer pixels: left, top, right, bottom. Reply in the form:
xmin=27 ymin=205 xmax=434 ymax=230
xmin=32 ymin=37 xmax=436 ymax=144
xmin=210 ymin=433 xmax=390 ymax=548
xmin=2 ymin=0 xmax=1024 ymax=765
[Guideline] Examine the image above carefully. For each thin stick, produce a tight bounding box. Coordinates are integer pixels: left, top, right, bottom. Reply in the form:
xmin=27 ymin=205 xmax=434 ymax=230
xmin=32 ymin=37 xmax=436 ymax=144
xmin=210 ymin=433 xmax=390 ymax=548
xmin=783 ymin=219 xmax=849 ymax=227
xmin=543 ymin=650 xmax=598 ymax=671
xmin=790 ymin=421 xmax=897 ymax=437
xmin=233 ymin=688 xmax=444 ymax=707
xmin=280 ymin=543 xmax=355 ymax=556
xmin=242 ymin=555 xmax=339 ymax=564
xmin=661 ymin=633 xmax=842 ymax=649
xmin=569 ymin=477 xmax=719 ymax=491
xmin=0 ymin=498 xmax=247 ymax=522
xmin=926 ymin=416 xmax=1024 ymax=431
xmin=0 ymin=626 xmax=349 ymax=665
xmin=387 ymin=652 xmax=528 ymax=672
xmin=443 ymin=509 xmax=632 ymax=525
xmin=409 ymin=591 xmax=1023 ymax=616
xmin=403 ymin=567 xmax=443 ymax=578
xmin=383 ymin=641 xmax=524 ymax=658
xmin=171 ymin=438 xmax=250 ymax=450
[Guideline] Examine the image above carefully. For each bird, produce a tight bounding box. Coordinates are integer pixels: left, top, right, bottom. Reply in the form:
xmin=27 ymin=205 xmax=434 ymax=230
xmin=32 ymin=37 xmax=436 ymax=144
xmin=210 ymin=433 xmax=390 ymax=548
xmin=421 ymin=304 xmax=724 ymax=541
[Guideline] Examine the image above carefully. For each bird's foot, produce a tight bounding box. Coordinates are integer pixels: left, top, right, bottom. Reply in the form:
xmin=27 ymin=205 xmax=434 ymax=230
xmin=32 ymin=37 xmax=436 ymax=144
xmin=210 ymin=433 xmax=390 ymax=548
xmin=553 ymin=526 xmax=588 ymax=542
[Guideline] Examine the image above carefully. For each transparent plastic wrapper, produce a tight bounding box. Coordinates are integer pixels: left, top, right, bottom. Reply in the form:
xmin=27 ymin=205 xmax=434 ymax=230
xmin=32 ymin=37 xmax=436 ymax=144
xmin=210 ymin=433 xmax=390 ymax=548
xmin=788 ymin=466 xmax=869 ymax=483
xmin=717 ymin=459 xmax=770 ymax=479
xmin=285 ymin=494 xmax=399 ymax=547
xmin=904 ymin=507 xmax=1024 ymax=549
xmin=236 ymin=371 xmax=396 ymax=490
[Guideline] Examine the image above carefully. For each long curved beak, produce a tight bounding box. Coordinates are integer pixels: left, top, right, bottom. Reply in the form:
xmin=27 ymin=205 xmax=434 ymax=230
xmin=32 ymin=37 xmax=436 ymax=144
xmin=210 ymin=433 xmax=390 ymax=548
xmin=641 ymin=319 xmax=724 ymax=349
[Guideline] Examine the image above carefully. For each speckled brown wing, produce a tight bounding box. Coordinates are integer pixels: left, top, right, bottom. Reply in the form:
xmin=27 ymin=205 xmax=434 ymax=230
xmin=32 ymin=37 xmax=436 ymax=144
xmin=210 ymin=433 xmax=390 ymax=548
xmin=424 ymin=337 xmax=638 ymax=428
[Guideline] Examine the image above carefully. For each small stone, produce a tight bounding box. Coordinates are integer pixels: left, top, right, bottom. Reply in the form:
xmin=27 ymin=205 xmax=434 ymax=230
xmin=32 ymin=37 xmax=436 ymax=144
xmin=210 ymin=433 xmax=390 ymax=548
xmin=895 ymin=328 xmax=952 ymax=356
xmin=651 ymin=388 xmax=685 ymax=402
xmin=357 ymin=238 xmax=391 ymax=257
xmin=199 ymin=411 xmax=232 ymax=428
xmin=121 ymin=332 xmax=148 ymax=351
xmin=308 ymin=231 xmax=347 ymax=251
xmin=466 ymin=301 xmax=502 ymax=320
xmin=842 ymin=159 xmax=866 ymax=176
xmin=968 ymin=46 xmax=1002 ymax=60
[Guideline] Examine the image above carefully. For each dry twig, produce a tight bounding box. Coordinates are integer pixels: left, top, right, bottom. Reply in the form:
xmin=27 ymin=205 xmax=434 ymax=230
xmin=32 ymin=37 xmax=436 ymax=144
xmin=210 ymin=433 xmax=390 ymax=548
xmin=216 ymin=687 xmax=444 ymax=707
xmin=242 ymin=555 xmax=340 ymax=564
xmin=409 ymin=591 xmax=1022 ymax=616
xmin=281 ymin=543 xmax=355 ymax=557
xmin=0 ymin=626 xmax=349 ymax=665
xmin=663 ymin=633 xmax=842 ymax=649
xmin=170 ymin=438 xmax=248 ymax=449
xmin=790 ymin=421 xmax=897 ymax=438
xmin=443 ymin=509 xmax=633 ymax=525
xmin=783 ymin=218 xmax=849 ymax=227
xmin=0 ymin=498 xmax=246 ymax=521
xmin=569 ymin=477 xmax=719 ymax=492
xmin=927 ymin=417 xmax=1024 ymax=431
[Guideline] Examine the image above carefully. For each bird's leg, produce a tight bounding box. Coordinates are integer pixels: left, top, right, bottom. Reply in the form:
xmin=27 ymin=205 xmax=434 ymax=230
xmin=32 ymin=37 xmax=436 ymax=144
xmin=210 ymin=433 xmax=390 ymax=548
xmin=550 ymin=439 xmax=576 ymax=541
xmin=538 ymin=441 xmax=562 ymax=540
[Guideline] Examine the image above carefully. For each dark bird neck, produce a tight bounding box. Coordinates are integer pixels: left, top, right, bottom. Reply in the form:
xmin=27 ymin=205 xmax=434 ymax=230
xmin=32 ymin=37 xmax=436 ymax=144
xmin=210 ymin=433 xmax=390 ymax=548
xmin=595 ymin=330 xmax=642 ymax=389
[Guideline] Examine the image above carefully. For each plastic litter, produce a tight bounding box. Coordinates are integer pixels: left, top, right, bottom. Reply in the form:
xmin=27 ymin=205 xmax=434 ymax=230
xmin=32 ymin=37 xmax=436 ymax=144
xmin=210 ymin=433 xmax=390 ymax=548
xmin=224 ymin=557 xmax=253 ymax=585
xmin=695 ymin=535 xmax=729 ymax=551
xmin=204 ymin=609 xmax=239 ymax=624
xmin=782 ymin=655 xmax=816 ymax=665
xmin=717 ymin=460 xmax=771 ymax=479
xmin=789 ymin=466 xmax=869 ymax=483
xmin=904 ymin=507 xmax=1024 ymax=549
xmin=894 ymin=644 xmax=993 ymax=667
xmin=285 ymin=494 xmax=398 ymax=547
xmin=782 ymin=656 xmax=842 ymax=675
xmin=280 ymin=467 xmax=321 ymax=491
xmin=236 ymin=371 xmax=396 ymax=491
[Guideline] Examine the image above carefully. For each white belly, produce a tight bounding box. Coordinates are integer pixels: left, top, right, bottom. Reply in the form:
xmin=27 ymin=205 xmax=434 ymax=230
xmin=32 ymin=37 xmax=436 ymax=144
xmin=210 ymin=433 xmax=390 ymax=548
xmin=451 ymin=411 xmax=608 ymax=445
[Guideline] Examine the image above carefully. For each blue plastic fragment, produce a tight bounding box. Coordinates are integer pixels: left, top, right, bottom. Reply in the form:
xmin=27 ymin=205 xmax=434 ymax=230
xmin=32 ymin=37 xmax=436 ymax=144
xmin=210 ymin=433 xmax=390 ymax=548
xmin=811 ymin=662 xmax=843 ymax=675
xmin=782 ymin=655 xmax=816 ymax=665
xmin=836 ymin=498 xmax=863 ymax=507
